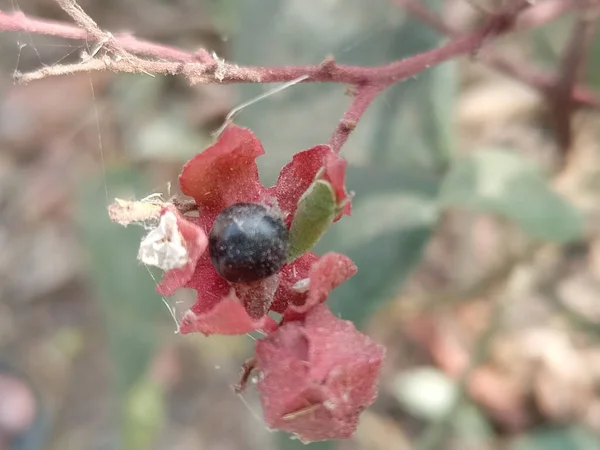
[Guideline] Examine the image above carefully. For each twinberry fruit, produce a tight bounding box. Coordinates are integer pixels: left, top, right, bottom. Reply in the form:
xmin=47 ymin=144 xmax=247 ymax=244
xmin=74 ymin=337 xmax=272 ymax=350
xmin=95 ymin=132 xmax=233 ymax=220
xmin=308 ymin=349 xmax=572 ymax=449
xmin=209 ymin=203 xmax=289 ymax=283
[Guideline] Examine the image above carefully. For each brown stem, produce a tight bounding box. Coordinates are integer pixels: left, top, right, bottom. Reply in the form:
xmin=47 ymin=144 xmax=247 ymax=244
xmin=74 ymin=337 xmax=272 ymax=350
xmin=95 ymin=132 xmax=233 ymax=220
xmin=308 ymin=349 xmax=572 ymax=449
xmin=548 ymin=13 xmax=599 ymax=155
xmin=395 ymin=0 xmax=600 ymax=108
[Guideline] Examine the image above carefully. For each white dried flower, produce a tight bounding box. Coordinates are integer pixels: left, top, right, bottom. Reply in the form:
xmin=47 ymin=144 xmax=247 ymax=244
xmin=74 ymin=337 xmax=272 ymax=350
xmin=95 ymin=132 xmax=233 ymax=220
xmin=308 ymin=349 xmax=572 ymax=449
xmin=138 ymin=210 xmax=188 ymax=270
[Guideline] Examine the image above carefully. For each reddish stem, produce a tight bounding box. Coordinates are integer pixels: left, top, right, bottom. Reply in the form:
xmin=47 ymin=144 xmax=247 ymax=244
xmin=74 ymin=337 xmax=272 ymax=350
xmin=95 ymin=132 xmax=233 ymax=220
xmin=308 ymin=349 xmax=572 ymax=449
xmin=328 ymin=85 xmax=384 ymax=153
xmin=394 ymin=0 xmax=600 ymax=108
xmin=0 ymin=10 xmax=196 ymax=61
xmin=1 ymin=2 xmax=598 ymax=154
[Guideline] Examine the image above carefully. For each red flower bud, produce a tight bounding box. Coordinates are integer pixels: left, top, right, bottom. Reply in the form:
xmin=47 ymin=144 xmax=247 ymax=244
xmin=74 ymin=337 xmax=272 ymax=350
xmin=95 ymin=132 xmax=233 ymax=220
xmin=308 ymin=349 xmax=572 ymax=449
xmin=255 ymin=304 xmax=385 ymax=443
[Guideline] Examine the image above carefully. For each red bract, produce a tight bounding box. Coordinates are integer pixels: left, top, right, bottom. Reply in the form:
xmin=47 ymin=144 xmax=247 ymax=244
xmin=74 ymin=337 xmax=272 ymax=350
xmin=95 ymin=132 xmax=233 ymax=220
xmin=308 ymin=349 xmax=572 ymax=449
xmin=157 ymin=125 xmax=354 ymax=336
xmin=270 ymin=144 xmax=352 ymax=225
xmin=255 ymin=304 xmax=386 ymax=443
xmin=152 ymin=207 xmax=208 ymax=292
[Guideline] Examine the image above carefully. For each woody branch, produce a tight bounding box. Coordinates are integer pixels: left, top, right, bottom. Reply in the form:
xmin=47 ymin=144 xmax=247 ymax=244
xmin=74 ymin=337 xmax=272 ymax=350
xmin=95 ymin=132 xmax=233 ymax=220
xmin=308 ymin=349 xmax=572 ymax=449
xmin=0 ymin=0 xmax=598 ymax=153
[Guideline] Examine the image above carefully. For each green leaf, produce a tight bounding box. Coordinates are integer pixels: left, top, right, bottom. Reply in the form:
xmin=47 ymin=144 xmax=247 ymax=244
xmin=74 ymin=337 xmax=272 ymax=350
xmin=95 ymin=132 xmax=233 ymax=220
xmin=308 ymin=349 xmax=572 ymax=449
xmin=588 ymin=30 xmax=600 ymax=91
xmin=288 ymin=179 xmax=338 ymax=262
xmin=528 ymin=14 xmax=574 ymax=70
xmin=451 ymin=403 xmax=494 ymax=445
xmin=123 ymin=380 xmax=166 ymax=450
xmin=511 ymin=426 xmax=600 ymax=450
xmin=439 ymin=149 xmax=583 ymax=243
xmin=317 ymin=166 xmax=440 ymax=327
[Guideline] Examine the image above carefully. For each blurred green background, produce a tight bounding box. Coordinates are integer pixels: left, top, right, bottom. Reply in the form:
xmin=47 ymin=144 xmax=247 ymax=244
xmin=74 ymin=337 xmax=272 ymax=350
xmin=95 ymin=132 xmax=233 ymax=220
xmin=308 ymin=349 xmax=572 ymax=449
xmin=0 ymin=0 xmax=600 ymax=449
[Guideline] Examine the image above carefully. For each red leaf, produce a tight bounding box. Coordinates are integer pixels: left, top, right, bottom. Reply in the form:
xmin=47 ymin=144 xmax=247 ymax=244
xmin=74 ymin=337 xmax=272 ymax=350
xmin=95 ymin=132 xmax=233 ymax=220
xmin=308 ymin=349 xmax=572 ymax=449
xmin=272 ymin=145 xmax=351 ymax=225
xmin=273 ymin=252 xmax=356 ymax=320
xmin=271 ymin=252 xmax=319 ymax=313
xmin=159 ymin=253 xmax=228 ymax=311
xmin=291 ymin=252 xmax=357 ymax=315
xmin=179 ymin=125 xmax=268 ymax=213
xmin=180 ymin=295 xmax=278 ymax=336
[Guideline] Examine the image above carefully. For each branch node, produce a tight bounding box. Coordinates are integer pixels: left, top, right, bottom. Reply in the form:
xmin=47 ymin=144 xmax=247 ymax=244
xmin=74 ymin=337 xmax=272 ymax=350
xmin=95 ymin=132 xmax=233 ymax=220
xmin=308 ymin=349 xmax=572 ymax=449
xmin=319 ymin=54 xmax=336 ymax=78
xmin=211 ymin=52 xmax=228 ymax=82
xmin=193 ymin=48 xmax=214 ymax=64
xmin=340 ymin=120 xmax=357 ymax=132
xmin=345 ymin=85 xmax=359 ymax=97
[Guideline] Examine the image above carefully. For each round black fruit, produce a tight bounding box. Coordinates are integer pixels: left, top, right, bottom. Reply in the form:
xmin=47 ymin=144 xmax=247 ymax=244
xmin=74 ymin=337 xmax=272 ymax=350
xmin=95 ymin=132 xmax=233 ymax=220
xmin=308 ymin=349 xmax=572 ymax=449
xmin=209 ymin=202 xmax=289 ymax=283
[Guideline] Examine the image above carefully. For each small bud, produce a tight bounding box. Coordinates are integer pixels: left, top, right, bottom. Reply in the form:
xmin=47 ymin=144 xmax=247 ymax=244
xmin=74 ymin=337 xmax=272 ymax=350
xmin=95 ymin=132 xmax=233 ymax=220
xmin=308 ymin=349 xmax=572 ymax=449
xmin=287 ymin=175 xmax=339 ymax=262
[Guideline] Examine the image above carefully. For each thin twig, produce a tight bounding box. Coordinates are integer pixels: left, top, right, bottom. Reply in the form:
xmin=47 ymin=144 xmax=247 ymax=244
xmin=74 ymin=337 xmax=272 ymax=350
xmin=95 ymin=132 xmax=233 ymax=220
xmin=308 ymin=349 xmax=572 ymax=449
xmin=328 ymin=84 xmax=384 ymax=152
xmin=56 ymin=0 xmax=106 ymax=43
xmin=547 ymin=13 xmax=599 ymax=156
xmin=394 ymin=0 xmax=600 ymax=108
xmin=0 ymin=10 xmax=199 ymax=62
xmin=1 ymin=0 xmax=597 ymax=155
xmin=9 ymin=14 xmax=510 ymax=86
xmin=0 ymin=1 xmax=520 ymax=153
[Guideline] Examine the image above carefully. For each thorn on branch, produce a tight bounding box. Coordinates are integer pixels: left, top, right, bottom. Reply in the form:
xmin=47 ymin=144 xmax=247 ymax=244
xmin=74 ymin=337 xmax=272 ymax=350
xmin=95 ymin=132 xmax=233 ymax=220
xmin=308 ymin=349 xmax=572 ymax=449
xmin=340 ymin=120 xmax=357 ymax=133
xmin=319 ymin=55 xmax=337 ymax=79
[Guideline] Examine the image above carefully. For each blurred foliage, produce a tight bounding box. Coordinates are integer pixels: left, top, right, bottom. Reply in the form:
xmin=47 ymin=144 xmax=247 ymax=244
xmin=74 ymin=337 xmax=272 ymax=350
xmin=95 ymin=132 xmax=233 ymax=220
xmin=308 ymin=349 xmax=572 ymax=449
xmin=511 ymin=426 xmax=600 ymax=450
xmin=111 ymin=75 xmax=211 ymax=164
xmin=529 ymin=13 xmax=573 ymax=69
xmin=123 ymin=380 xmax=166 ymax=450
xmin=439 ymin=148 xmax=583 ymax=243
xmin=276 ymin=436 xmax=332 ymax=450
xmin=77 ymin=167 xmax=167 ymax=449
xmin=530 ymin=11 xmax=600 ymax=94
xmin=588 ymin=30 xmax=600 ymax=91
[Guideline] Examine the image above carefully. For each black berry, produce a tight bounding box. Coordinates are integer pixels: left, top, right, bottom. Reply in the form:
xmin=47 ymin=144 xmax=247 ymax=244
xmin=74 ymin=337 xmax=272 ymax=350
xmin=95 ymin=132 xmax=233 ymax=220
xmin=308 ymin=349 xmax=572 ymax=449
xmin=209 ymin=203 xmax=289 ymax=283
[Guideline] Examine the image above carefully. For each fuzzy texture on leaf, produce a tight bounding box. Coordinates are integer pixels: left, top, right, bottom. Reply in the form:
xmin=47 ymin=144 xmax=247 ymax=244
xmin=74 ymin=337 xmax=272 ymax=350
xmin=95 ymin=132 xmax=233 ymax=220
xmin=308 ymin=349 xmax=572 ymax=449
xmin=279 ymin=252 xmax=357 ymax=320
xmin=179 ymin=126 xmax=267 ymax=212
xmin=158 ymin=125 xmax=354 ymax=335
xmin=270 ymin=145 xmax=351 ymax=225
xmin=255 ymin=304 xmax=385 ymax=443
xmin=179 ymin=295 xmax=278 ymax=336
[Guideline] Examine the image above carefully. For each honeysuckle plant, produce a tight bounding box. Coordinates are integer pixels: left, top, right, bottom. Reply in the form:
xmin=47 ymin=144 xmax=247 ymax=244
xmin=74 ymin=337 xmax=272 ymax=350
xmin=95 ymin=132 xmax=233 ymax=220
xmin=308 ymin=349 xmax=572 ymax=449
xmin=108 ymin=124 xmax=385 ymax=442
xmin=8 ymin=0 xmax=600 ymax=444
